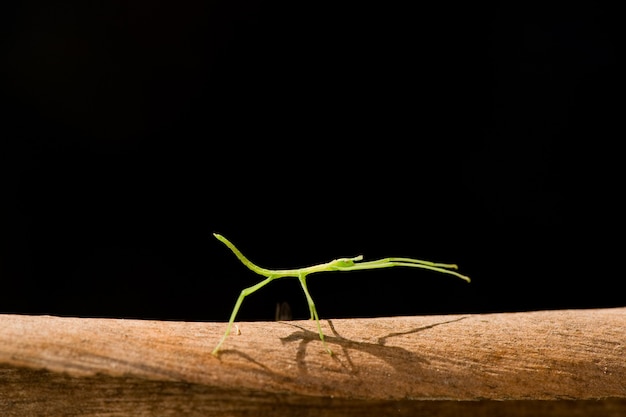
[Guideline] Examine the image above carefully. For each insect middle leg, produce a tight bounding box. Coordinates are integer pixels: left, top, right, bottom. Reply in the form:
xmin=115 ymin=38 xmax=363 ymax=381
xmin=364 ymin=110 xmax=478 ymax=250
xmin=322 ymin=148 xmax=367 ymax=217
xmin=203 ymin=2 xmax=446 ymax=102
xmin=298 ymin=274 xmax=332 ymax=355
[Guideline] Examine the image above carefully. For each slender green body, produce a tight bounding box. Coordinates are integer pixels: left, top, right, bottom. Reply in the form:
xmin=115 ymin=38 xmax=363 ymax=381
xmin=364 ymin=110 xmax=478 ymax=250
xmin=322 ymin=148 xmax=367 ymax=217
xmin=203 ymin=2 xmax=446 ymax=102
xmin=211 ymin=233 xmax=470 ymax=356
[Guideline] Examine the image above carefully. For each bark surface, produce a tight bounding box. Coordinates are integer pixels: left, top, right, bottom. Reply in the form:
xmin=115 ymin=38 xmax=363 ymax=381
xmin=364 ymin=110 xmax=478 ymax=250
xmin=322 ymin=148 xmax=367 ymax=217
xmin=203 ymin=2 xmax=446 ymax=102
xmin=1 ymin=308 xmax=625 ymax=416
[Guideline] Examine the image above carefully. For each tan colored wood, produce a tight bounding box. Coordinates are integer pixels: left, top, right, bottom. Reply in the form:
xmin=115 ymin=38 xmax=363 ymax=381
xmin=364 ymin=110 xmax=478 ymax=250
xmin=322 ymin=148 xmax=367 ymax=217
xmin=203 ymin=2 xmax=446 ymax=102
xmin=1 ymin=308 xmax=625 ymax=416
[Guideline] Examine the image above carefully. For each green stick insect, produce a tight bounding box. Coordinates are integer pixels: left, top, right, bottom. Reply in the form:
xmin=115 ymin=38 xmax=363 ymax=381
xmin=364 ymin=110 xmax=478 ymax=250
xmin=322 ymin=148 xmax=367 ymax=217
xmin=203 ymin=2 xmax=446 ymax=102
xmin=211 ymin=233 xmax=470 ymax=356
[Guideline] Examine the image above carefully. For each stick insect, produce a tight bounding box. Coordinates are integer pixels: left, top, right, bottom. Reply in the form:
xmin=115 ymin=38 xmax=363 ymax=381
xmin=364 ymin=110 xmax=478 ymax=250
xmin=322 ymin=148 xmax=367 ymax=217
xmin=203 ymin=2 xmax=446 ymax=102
xmin=211 ymin=233 xmax=470 ymax=356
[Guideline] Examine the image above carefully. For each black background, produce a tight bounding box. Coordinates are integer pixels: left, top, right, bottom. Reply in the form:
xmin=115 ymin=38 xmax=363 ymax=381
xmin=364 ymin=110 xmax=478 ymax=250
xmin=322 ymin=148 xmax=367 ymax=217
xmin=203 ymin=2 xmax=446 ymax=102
xmin=1 ymin=1 xmax=622 ymax=323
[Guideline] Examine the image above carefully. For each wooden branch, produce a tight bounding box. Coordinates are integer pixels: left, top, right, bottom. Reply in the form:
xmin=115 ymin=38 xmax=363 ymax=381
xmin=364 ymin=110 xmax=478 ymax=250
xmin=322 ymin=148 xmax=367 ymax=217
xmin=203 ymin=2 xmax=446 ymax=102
xmin=1 ymin=308 xmax=625 ymax=416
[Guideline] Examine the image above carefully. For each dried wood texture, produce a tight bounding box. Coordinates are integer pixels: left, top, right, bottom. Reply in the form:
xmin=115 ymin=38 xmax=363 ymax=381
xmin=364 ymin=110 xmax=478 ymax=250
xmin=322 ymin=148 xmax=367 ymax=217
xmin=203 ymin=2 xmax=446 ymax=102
xmin=1 ymin=308 xmax=625 ymax=416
